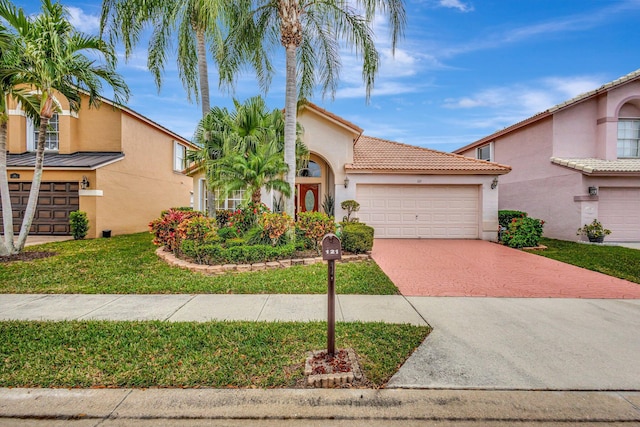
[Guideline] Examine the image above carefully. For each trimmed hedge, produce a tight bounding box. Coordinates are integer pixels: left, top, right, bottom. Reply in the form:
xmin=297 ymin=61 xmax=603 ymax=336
xmin=181 ymin=240 xmax=297 ymax=265
xmin=341 ymin=223 xmax=374 ymax=254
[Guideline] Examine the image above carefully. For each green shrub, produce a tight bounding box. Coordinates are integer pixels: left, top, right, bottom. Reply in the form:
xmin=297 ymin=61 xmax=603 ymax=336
xmin=225 ymin=237 xmax=246 ymax=248
xmin=341 ymin=223 xmax=374 ymax=254
xmin=69 ymin=210 xmax=89 ymax=240
xmin=502 ymin=216 xmax=544 ymax=248
xmin=217 ymin=226 xmax=240 ymax=241
xmin=498 ymin=210 xmax=527 ymax=228
xmin=341 ymin=199 xmax=360 ymax=223
xmin=296 ymin=211 xmax=336 ymax=253
xmin=180 ymin=240 xmax=222 ymax=264
xmin=181 ymin=241 xmax=296 ymax=265
xmin=160 ymin=206 xmax=193 ymax=216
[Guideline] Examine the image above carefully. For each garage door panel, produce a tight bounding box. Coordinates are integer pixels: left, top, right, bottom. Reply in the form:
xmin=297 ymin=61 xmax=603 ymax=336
xmin=598 ymin=188 xmax=640 ymax=241
xmin=356 ymin=184 xmax=479 ymax=239
xmin=0 ymin=181 xmax=78 ymax=235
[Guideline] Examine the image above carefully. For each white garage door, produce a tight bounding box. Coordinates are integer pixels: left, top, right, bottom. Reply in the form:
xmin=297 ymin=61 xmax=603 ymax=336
xmin=356 ymin=184 xmax=480 ymax=239
xmin=598 ymin=188 xmax=640 ymax=241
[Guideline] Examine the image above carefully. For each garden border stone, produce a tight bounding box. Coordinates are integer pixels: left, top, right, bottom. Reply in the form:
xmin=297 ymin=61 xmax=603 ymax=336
xmin=155 ymin=247 xmax=371 ymax=275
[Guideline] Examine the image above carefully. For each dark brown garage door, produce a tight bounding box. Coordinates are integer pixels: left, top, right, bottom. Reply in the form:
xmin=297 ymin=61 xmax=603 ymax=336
xmin=0 ymin=182 xmax=79 ymax=235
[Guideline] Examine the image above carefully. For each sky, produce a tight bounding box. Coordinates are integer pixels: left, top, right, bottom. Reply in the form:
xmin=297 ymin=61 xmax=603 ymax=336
xmin=18 ymin=0 xmax=640 ymax=153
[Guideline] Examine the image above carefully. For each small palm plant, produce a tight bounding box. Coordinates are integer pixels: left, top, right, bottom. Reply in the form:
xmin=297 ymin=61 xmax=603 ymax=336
xmin=577 ymin=219 xmax=611 ymax=243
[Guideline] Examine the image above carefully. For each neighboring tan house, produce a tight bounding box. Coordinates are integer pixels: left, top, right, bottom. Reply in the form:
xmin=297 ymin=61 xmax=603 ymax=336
xmin=191 ymin=103 xmax=511 ymax=241
xmin=1 ymin=92 xmax=197 ymax=239
xmin=454 ymin=69 xmax=640 ymax=242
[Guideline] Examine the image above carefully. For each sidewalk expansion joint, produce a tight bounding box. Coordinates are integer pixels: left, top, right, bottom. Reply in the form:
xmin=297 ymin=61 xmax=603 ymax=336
xmin=256 ymin=294 xmax=270 ymax=321
xmin=165 ymin=295 xmax=197 ymax=321
xmin=401 ymin=295 xmax=432 ymax=328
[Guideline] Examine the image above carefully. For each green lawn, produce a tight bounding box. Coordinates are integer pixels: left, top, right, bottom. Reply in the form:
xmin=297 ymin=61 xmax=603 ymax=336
xmin=533 ymin=238 xmax=640 ymax=284
xmin=0 ymin=233 xmax=398 ymax=294
xmin=0 ymin=320 xmax=429 ymax=388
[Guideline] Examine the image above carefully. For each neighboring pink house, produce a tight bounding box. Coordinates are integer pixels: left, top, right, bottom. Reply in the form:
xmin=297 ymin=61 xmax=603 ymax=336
xmin=454 ymin=69 xmax=640 ymax=242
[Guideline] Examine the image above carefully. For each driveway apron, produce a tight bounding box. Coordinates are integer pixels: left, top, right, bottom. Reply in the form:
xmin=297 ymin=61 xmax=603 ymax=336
xmin=371 ymin=239 xmax=640 ymax=298
xmin=372 ymin=239 xmax=640 ymax=390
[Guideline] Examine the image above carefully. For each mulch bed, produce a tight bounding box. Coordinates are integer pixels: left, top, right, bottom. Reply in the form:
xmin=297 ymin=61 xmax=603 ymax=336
xmin=0 ymin=251 xmax=56 ymax=263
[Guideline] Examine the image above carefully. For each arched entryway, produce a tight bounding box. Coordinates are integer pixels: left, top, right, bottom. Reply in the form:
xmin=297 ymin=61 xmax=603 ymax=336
xmin=295 ymin=153 xmax=334 ymax=215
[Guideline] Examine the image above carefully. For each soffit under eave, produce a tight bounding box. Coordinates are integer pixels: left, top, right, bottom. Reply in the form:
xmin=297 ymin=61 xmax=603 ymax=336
xmin=343 ymin=167 xmax=511 ymax=175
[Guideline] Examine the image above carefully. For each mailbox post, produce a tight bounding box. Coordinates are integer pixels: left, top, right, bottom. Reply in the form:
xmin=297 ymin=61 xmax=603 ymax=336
xmin=321 ymin=233 xmax=342 ymax=356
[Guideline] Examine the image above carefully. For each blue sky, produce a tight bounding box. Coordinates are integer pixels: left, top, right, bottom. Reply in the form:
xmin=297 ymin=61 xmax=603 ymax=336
xmin=19 ymin=0 xmax=640 ymax=152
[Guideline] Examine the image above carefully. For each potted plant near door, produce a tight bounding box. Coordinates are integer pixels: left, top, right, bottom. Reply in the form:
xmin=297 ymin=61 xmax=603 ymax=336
xmin=577 ymin=219 xmax=611 ymax=243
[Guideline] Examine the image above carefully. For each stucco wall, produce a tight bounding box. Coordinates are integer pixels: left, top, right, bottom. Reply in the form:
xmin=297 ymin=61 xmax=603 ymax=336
xmin=298 ymin=107 xmax=356 ymax=193
xmin=93 ymin=113 xmax=192 ymax=237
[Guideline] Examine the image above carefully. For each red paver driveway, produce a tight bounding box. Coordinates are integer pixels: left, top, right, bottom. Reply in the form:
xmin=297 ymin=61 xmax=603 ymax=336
xmin=371 ymin=239 xmax=640 ymax=298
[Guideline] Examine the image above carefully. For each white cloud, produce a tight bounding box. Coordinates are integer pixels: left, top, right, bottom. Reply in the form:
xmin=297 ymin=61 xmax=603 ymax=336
xmin=443 ymin=74 xmax=605 ymax=115
xmin=67 ymin=6 xmax=100 ymax=34
xmin=439 ymin=0 xmax=474 ymax=13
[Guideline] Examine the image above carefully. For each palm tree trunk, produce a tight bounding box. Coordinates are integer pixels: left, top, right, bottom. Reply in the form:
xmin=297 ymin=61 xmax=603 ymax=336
xmin=15 ymin=115 xmax=48 ymax=251
xmin=0 ymin=119 xmax=16 ymax=255
xmin=283 ymin=45 xmax=297 ymax=217
xmin=195 ymin=28 xmax=216 ymax=217
xmin=196 ymin=28 xmax=210 ymax=117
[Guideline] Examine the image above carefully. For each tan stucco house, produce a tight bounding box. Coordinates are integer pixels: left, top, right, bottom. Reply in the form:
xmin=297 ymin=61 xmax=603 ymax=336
xmin=455 ymin=69 xmax=640 ymax=242
xmin=192 ymin=103 xmax=511 ymax=241
xmin=1 ymin=92 xmax=197 ymax=238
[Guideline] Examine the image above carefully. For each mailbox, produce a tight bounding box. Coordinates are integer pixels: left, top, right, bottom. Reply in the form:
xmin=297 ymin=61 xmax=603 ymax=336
xmin=321 ymin=233 xmax=342 ymax=261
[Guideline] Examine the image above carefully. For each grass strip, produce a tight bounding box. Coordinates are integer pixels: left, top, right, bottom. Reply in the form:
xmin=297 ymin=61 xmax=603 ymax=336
xmin=0 ymin=233 xmax=398 ymax=295
xmin=533 ymin=238 xmax=640 ymax=284
xmin=0 ymin=321 xmax=429 ymax=388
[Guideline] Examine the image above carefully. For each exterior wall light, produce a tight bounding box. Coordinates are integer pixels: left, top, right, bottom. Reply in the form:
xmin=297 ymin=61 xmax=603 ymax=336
xmin=490 ymin=177 xmax=498 ymax=189
xmin=344 ymin=176 xmax=350 ymax=188
xmin=80 ymin=176 xmax=90 ymax=190
xmin=588 ymin=186 xmax=598 ymax=196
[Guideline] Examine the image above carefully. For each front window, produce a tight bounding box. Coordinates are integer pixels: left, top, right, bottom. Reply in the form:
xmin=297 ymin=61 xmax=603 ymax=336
xmin=174 ymin=141 xmax=187 ymax=171
xmin=477 ymin=143 xmax=491 ymax=161
xmin=617 ymin=119 xmax=640 ymax=158
xmin=215 ymin=189 xmax=244 ymax=211
xmin=297 ymin=160 xmax=322 ymax=177
xmin=28 ymin=113 xmax=59 ymax=151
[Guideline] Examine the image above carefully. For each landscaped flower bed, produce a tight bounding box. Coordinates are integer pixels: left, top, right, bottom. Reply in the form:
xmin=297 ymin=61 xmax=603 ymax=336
xmin=149 ymin=203 xmax=375 ymax=268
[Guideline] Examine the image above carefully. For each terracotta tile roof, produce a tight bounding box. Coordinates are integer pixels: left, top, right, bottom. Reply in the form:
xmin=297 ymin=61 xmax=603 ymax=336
xmin=550 ymin=157 xmax=640 ymax=175
xmin=454 ymin=68 xmax=640 ymax=154
xmin=348 ymin=135 xmax=511 ymax=174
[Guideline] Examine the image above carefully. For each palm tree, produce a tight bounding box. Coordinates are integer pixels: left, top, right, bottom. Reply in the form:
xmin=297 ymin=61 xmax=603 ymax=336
xmin=213 ymin=141 xmax=290 ymax=204
xmin=100 ymin=0 xmax=236 ymax=117
xmin=0 ymin=5 xmax=40 ymax=255
xmin=228 ymin=0 xmax=406 ymax=216
xmin=191 ymin=96 xmax=307 ymax=210
xmin=0 ymin=0 xmax=129 ymax=255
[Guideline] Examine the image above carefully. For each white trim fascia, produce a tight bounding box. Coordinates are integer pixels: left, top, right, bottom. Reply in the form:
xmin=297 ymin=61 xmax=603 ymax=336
xmin=8 ymin=109 xmax=25 ymax=116
xmin=79 ymin=189 xmax=103 ymax=197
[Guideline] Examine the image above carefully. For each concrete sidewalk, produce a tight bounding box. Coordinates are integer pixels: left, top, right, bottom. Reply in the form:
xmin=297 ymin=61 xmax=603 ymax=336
xmin=1 ymin=388 xmax=639 ymax=426
xmin=0 ymin=294 xmax=426 ymax=325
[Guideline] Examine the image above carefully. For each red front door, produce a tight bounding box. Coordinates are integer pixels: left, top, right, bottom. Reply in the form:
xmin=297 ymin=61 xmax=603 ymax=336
xmin=297 ymin=184 xmax=319 ymax=213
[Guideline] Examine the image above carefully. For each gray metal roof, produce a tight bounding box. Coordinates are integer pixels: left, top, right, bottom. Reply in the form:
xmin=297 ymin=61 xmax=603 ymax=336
xmin=6 ymin=152 xmax=124 ymax=169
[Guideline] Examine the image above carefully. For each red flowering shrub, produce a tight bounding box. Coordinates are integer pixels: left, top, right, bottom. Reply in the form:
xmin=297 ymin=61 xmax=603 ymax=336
xmin=227 ymin=202 xmax=270 ymax=234
xmin=149 ymin=208 xmax=202 ymax=252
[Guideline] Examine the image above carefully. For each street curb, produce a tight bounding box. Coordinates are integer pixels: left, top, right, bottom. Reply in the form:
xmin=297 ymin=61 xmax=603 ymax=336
xmin=1 ymin=388 xmax=639 ymax=422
